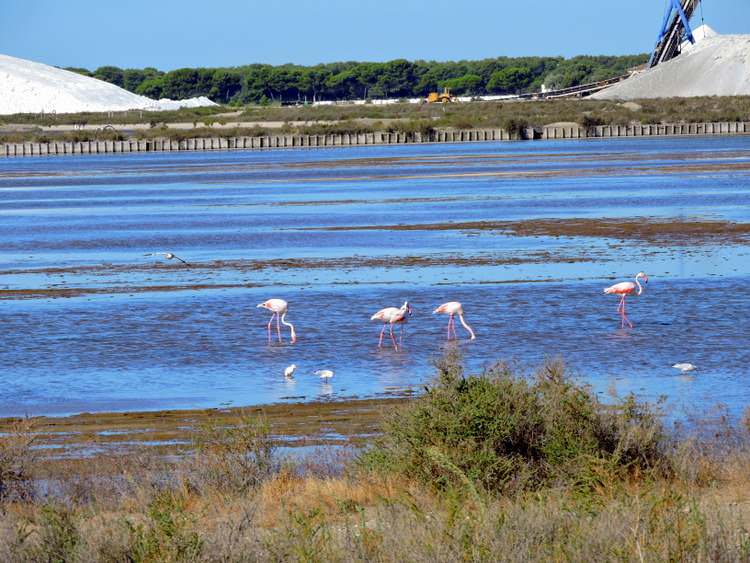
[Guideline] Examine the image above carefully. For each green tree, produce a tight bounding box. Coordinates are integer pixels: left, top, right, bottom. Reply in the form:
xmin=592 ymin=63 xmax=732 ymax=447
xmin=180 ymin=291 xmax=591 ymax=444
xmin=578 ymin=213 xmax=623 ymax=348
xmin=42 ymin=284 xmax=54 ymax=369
xmin=135 ymin=77 xmax=165 ymax=99
xmin=376 ymin=59 xmax=415 ymax=97
xmin=440 ymin=73 xmax=483 ymax=95
xmin=487 ymin=66 xmax=533 ymax=93
xmin=122 ymin=67 xmax=163 ymax=92
xmin=210 ymin=70 xmax=242 ymax=103
xmin=87 ymin=53 xmax=647 ymax=103
xmin=93 ymin=66 xmax=124 ymax=87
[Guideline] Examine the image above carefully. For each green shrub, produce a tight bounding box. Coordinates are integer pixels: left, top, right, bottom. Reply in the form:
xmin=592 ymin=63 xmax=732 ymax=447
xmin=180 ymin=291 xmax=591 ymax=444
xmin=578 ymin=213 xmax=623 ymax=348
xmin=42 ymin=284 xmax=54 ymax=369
xmin=190 ymin=412 xmax=275 ymax=494
xmin=360 ymin=351 xmax=668 ymax=496
xmin=125 ymin=490 xmax=203 ymax=562
xmin=29 ymin=505 xmax=81 ymax=562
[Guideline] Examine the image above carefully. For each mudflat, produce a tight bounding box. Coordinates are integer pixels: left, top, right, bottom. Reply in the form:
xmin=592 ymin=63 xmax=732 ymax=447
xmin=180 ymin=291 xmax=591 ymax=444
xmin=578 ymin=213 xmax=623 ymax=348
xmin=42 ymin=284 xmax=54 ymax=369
xmin=0 ymin=396 xmax=410 ymax=463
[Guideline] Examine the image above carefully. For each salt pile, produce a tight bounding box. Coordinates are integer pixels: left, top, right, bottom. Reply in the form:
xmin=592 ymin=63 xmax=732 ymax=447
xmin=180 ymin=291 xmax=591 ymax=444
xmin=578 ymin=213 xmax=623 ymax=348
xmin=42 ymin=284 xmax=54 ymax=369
xmin=0 ymin=53 xmax=217 ymax=115
xmin=593 ymin=26 xmax=750 ymax=100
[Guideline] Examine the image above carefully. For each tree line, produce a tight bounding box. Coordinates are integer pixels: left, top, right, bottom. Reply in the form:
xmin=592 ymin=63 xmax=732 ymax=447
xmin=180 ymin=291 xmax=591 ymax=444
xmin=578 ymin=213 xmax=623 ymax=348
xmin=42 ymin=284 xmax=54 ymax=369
xmin=67 ymin=54 xmax=647 ymax=104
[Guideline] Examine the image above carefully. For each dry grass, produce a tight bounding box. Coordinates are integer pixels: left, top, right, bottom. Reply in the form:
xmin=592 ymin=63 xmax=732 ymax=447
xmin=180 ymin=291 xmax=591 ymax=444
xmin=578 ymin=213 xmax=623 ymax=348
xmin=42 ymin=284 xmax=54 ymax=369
xmin=2 ymin=468 xmax=749 ymax=562
xmin=4 ymin=96 xmax=750 ymax=143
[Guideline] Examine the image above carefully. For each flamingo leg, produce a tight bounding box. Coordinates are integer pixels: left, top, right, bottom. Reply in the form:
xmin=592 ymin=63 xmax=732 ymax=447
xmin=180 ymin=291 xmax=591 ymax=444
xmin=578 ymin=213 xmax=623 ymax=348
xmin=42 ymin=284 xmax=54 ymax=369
xmin=267 ymin=313 xmax=275 ymax=344
xmin=615 ymin=295 xmax=625 ymax=328
xmin=389 ymin=323 xmax=399 ymax=350
xmin=451 ymin=315 xmax=458 ymax=339
xmin=276 ymin=313 xmax=282 ymax=342
xmin=622 ymin=297 xmax=633 ymax=329
xmin=446 ymin=315 xmax=453 ymax=340
xmin=378 ymin=324 xmax=386 ymax=348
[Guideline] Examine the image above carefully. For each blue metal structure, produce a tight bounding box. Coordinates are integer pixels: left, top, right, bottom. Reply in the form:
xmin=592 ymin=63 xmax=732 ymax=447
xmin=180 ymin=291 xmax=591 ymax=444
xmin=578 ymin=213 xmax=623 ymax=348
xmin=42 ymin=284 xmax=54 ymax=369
xmin=649 ymin=0 xmax=699 ymax=68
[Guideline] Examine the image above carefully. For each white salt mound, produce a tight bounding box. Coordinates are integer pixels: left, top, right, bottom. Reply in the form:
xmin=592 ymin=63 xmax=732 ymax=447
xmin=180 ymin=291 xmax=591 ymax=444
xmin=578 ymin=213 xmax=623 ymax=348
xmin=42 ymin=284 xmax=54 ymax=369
xmin=593 ymin=26 xmax=750 ymax=100
xmin=0 ymin=53 xmax=217 ymax=115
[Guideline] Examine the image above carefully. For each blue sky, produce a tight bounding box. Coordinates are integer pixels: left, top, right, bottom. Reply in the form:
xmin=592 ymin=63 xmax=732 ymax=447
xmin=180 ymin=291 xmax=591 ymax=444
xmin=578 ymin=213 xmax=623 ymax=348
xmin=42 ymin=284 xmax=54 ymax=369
xmin=2 ymin=0 xmax=749 ymax=70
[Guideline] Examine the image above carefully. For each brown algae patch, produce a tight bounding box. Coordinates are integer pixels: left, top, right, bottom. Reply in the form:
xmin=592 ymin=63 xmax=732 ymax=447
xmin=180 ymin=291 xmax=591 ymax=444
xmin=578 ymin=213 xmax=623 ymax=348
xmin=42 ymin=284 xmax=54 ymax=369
xmin=0 ymin=397 xmax=410 ymax=462
xmin=0 ymin=252 xmax=598 ymax=279
xmin=207 ymin=158 xmax=750 ymax=186
xmin=312 ymin=217 xmax=750 ymax=245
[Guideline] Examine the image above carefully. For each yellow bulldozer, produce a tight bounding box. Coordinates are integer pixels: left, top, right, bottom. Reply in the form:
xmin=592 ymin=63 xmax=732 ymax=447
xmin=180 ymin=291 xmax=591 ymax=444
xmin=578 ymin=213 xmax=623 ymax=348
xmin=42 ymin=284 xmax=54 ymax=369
xmin=427 ymin=87 xmax=456 ymax=103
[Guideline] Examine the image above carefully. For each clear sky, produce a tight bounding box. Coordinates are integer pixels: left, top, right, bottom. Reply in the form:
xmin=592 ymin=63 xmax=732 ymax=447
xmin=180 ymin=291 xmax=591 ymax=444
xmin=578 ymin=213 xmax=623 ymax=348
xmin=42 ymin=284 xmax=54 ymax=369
xmin=2 ymin=0 xmax=749 ymax=70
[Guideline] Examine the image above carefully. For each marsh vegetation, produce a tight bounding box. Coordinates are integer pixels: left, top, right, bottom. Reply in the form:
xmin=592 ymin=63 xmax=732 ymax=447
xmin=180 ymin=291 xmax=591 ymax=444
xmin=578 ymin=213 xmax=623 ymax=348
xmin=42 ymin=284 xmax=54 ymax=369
xmin=2 ymin=353 xmax=749 ymax=561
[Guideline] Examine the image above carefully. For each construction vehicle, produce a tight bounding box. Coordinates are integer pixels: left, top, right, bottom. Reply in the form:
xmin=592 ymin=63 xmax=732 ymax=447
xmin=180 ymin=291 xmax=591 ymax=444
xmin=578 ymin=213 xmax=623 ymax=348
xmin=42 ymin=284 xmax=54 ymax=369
xmin=427 ymin=87 xmax=455 ymax=103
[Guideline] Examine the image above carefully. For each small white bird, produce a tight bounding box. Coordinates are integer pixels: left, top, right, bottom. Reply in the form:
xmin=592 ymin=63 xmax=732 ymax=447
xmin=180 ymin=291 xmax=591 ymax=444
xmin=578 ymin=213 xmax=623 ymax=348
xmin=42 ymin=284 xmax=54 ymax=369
xmin=144 ymin=252 xmax=189 ymax=265
xmin=314 ymin=369 xmax=334 ymax=379
xmin=672 ymin=363 xmax=697 ymax=373
xmin=284 ymin=364 xmax=296 ymax=378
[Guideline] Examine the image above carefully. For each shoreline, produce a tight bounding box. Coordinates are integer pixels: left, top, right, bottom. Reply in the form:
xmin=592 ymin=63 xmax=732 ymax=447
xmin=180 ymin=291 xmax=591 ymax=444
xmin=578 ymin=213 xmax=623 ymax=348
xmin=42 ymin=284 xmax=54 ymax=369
xmin=2 ymin=120 xmax=750 ymax=158
xmin=0 ymin=395 xmax=411 ymax=462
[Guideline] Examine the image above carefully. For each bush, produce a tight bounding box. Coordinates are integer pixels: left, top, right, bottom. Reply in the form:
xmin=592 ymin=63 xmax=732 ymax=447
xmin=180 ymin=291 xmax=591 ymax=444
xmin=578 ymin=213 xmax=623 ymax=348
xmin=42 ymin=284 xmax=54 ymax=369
xmin=29 ymin=505 xmax=81 ymax=562
xmin=387 ymin=119 xmax=435 ymax=137
xmin=360 ymin=351 xmax=668 ymax=496
xmin=501 ymin=117 xmax=530 ymax=139
xmin=0 ymin=419 xmax=36 ymax=502
xmin=580 ymin=114 xmax=606 ymax=128
xmin=189 ymin=412 xmax=275 ymax=494
xmin=125 ymin=490 xmax=204 ymax=561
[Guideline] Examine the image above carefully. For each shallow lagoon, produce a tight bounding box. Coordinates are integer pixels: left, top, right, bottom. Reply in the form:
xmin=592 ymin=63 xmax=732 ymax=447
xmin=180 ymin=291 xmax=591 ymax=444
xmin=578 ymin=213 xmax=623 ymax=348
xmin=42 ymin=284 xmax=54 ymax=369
xmin=1 ymin=137 xmax=749 ymax=418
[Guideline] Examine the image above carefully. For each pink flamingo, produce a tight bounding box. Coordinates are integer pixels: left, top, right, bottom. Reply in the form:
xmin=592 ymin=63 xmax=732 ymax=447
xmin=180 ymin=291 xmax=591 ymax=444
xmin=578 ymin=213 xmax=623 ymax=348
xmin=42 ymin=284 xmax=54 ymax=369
xmin=433 ymin=301 xmax=475 ymax=341
xmin=370 ymin=301 xmax=412 ymax=349
xmin=256 ymin=299 xmax=297 ymax=344
xmin=603 ymin=272 xmax=648 ymax=328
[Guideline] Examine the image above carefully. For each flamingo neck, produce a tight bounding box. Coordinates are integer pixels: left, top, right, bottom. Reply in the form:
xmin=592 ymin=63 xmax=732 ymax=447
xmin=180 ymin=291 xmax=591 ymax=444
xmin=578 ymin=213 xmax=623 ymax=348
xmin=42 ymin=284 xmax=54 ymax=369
xmin=281 ymin=313 xmax=296 ymax=342
xmin=635 ymin=275 xmax=643 ymax=296
xmin=458 ymin=313 xmax=476 ymax=340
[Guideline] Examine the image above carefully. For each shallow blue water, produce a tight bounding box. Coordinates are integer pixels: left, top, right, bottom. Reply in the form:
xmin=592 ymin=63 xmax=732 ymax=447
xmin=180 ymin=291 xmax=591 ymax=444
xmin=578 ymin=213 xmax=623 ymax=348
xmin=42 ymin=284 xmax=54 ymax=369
xmin=1 ymin=137 xmax=749 ymax=418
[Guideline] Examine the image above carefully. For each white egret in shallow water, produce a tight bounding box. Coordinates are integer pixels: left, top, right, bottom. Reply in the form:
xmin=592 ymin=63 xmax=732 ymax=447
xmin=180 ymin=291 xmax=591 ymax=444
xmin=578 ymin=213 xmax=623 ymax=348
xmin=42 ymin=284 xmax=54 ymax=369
xmin=314 ymin=369 xmax=334 ymax=379
xmin=673 ymin=363 xmax=697 ymax=373
xmin=144 ymin=252 xmax=189 ymax=265
xmin=284 ymin=364 xmax=296 ymax=378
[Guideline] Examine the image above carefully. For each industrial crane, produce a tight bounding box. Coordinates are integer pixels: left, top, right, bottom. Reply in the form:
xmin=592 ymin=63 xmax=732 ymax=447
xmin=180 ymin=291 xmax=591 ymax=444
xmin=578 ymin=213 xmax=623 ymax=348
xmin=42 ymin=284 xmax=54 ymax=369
xmin=649 ymin=0 xmax=702 ymax=68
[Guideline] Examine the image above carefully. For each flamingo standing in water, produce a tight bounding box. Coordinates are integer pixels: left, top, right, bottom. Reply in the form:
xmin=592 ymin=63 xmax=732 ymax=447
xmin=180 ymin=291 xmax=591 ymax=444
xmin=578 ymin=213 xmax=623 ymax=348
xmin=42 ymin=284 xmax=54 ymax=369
xmin=603 ymin=272 xmax=648 ymax=328
xmin=256 ymin=299 xmax=297 ymax=344
xmin=433 ymin=301 xmax=476 ymax=341
xmin=370 ymin=301 xmax=412 ymax=349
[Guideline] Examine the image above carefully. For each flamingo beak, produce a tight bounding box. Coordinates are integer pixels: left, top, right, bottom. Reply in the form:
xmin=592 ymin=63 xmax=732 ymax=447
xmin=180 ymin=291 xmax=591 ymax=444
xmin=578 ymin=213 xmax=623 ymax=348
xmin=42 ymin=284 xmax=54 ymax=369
xmin=408 ymin=305 xmax=413 ymax=315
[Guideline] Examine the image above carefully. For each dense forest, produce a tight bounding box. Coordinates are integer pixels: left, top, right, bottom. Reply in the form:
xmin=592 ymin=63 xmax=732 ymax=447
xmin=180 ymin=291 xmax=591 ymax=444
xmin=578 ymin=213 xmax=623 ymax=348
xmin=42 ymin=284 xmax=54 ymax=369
xmin=66 ymin=55 xmax=647 ymax=104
